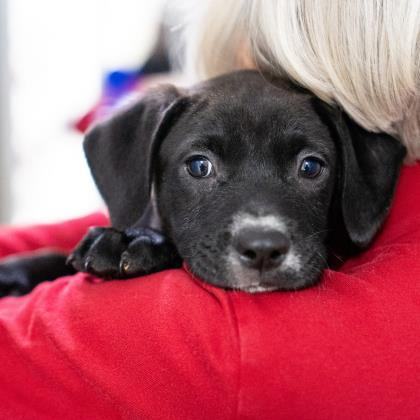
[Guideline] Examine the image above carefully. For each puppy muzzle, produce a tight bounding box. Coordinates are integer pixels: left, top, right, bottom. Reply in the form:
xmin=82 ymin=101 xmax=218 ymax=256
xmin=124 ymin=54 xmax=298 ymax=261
xmin=232 ymin=228 xmax=290 ymax=271
xmin=226 ymin=212 xmax=303 ymax=292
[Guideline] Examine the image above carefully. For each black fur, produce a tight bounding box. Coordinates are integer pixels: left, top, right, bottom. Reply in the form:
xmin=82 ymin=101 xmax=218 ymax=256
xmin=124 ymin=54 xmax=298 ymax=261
xmin=0 ymin=70 xmax=406 ymax=295
xmin=0 ymin=252 xmax=74 ymax=296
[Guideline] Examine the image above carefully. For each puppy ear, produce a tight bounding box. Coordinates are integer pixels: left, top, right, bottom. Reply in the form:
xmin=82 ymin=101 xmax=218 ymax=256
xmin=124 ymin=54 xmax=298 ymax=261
xmin=313 ymin=100 xmax=406 ymax=248
xmin=84 ymin=85 xmax=187 ymax=230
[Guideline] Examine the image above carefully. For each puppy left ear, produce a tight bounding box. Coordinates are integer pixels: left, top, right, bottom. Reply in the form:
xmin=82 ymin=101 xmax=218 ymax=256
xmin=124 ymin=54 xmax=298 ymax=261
xmin=84 ymin=85 xmax=188 ymax=230
xmin=313 ymin=100 xmax=406 ymax=248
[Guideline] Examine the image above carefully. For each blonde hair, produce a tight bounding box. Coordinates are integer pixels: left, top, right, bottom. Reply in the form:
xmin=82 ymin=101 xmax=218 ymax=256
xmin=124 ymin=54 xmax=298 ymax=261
xmin=182 ymin=0 xmax=420 ymax=160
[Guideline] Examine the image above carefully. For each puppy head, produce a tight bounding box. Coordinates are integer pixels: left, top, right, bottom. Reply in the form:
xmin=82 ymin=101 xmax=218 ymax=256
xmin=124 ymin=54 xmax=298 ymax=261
xmin=84 ymin=70 xmax=405 ymax=291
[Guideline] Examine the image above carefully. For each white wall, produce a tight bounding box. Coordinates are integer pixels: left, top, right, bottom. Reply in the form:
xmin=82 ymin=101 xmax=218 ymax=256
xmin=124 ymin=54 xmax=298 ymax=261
xmin=0 ymin=0 xmax=11 ymax=223
xmin=8 ymin=0 xmax=166 ymax=224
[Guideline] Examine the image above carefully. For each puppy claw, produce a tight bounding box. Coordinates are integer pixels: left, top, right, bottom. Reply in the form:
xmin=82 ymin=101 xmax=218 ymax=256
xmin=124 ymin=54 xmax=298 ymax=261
xmin=84 ymin=257 xmax=93 ymax=272
xmin=120 ymin=259 xmax=131 ymax=276
xmin=66 ymin=254 xmax=75 ymax=266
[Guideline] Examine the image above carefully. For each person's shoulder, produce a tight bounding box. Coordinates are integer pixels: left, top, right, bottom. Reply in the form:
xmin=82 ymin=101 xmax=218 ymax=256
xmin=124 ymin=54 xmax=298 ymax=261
xmin=0 ymin=269 xmax=240 ymax=419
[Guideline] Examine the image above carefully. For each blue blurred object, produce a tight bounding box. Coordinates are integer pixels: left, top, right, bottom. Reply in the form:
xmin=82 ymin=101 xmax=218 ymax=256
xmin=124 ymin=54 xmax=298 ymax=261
xmin=104 ymin=70 xmax=140 ymax=99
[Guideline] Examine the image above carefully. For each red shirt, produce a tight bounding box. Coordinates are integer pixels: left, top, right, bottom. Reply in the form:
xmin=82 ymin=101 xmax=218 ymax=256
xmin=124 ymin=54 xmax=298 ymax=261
xmin=1 ymin=165 xmax=420 ymax=419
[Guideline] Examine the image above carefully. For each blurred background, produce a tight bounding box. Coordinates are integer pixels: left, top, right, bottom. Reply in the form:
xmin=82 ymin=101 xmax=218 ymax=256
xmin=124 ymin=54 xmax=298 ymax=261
xmin=0 ymin=0 xmax=188 ymax=224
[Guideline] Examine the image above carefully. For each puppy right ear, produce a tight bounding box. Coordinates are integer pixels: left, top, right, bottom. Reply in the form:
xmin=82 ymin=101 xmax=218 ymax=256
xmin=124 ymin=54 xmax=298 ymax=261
xmin=84 ymin=85 xmax=187 ymax=230
xmin=312 ymin=99 xmax=406 ymax=249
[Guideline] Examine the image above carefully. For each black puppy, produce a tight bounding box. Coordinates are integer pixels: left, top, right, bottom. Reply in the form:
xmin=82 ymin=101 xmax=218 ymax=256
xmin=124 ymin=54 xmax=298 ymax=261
xmin=0 ymin=70 xmax=405 ymax=295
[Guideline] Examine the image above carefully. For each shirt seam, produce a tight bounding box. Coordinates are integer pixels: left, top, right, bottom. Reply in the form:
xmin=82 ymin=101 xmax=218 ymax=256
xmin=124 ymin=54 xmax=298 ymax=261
xmin=226 ymin=293 xmax=242 ymax=420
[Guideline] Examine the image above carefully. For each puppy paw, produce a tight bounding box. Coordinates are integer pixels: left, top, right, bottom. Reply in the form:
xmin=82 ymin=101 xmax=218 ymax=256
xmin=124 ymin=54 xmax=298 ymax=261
xmin=119 ymin=228 xmax=182 ymax=276
xmin=68 ymin=227 xmax=128 ymax=278
xmin=68 ymin=227 xmax=181 ymax=279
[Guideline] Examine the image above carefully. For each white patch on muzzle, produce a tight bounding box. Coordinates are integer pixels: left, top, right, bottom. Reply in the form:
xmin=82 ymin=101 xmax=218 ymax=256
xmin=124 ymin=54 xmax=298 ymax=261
xmin=282 ymin=251 xmax=301 ymax=272
xmin=230 ymin=213 xmax=288 ymax=235
xmin=226 ymin=212 xmax=303 ymax=292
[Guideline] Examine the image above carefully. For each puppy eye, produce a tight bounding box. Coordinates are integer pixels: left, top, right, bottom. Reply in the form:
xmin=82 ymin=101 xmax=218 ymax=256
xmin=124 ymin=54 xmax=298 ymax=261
xmin=186 ymin=156 xmax=213 ymax=178
xmin=299 ymin=157 xmax=324 ymax=178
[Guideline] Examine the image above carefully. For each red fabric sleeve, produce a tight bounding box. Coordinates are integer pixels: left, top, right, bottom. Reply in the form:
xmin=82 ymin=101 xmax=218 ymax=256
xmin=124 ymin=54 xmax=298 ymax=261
xmin=0 ymin=212 xmax=109 ymax=258
xmin=0 ymin=165 xmax=420 ymax=419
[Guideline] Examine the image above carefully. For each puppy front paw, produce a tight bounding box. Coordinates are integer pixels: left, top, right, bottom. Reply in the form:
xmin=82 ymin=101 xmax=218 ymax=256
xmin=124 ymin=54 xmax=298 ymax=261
xmin=68 ymin=227 xmax=127 ymax=278
xmin=68 ymin=226 xmax=181 ymax=279
xmin=120 ymin=227 xmax=182 ymax=276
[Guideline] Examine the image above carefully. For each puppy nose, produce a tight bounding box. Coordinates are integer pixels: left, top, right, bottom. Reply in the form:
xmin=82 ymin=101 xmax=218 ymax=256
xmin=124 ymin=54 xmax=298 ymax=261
xmin=233 ymin=229 xmax=290 ymax=270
